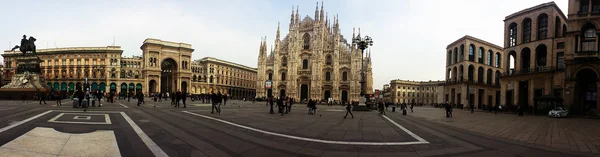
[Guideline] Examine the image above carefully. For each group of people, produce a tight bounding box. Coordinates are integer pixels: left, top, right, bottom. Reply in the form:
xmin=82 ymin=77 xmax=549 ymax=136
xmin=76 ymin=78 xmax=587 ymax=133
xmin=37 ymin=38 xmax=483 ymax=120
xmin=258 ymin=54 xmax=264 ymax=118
xmin=266 ymin=96 xmax=295 ymax=116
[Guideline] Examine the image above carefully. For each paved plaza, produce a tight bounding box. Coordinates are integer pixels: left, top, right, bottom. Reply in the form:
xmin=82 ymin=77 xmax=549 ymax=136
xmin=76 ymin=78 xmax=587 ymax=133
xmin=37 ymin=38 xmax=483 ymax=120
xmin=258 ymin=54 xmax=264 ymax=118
xmin=0 ymin=99 xmax=597 ymax=157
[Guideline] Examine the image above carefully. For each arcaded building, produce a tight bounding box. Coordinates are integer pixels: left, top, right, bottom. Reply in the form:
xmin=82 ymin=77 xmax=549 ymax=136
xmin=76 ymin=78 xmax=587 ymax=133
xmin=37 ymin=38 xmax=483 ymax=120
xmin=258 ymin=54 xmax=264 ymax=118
xmin=2 ymin=38 xmax=257 ymax=97
xmin=256 ymin=2 xmax=373 ymax=102
xmin=388 ymin=79 xmax=444 ymax=105
xmin=445 ymin=35 xmax=504 ymax=109
xmin=500 ymin=2 xmax=568 ymax=111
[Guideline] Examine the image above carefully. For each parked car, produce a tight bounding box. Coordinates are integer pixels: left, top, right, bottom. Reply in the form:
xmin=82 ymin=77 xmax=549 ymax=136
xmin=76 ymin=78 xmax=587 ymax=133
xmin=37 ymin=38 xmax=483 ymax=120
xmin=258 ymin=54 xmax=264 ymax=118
xmin=548 ymin=107 xmax=568 ymax=118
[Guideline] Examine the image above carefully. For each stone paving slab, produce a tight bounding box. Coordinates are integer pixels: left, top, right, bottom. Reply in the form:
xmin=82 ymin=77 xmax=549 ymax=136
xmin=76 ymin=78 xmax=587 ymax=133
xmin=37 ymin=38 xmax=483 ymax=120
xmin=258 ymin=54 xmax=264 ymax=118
xmin=408 ymin=107 xmax=600 ymax=153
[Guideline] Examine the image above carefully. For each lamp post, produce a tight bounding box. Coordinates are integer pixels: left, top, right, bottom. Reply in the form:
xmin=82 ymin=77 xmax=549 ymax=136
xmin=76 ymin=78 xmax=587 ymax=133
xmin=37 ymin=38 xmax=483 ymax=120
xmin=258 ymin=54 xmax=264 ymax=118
xmin=352 ymin=33 xmax=373 ymax=110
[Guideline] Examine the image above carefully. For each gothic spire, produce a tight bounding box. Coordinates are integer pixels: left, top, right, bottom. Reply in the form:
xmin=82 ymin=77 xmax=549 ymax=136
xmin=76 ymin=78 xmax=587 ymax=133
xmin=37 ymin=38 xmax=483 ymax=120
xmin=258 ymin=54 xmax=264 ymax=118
xmin=259 ymin=37 xmax=265 ymax=56
xmin=295 ymin=5 xmax=299 ymax=26
xmin=276 ymin=22 xmax=280 ymax=41
xmin=325 ymin=12 xmax=328 ymax=26
xmin=314 ymin=2 xmax=319 ymax=22
xmin=320 ymin=1 xmax=324 ymax=23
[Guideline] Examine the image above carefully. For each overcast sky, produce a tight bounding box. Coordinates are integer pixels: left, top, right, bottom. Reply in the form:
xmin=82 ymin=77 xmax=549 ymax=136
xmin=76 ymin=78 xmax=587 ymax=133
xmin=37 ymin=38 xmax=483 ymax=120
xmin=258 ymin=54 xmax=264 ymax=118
xmin=0 ymin=0 xmax=567 ymax=90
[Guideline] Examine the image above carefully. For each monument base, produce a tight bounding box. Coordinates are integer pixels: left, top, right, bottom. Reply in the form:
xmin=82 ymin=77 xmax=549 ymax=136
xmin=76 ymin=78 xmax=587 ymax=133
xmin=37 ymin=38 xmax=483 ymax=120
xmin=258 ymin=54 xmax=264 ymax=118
xmin=353 ymin=96 xmax=372 ymax=111
xmin=0 ymin=73 xmax=49 ymax=100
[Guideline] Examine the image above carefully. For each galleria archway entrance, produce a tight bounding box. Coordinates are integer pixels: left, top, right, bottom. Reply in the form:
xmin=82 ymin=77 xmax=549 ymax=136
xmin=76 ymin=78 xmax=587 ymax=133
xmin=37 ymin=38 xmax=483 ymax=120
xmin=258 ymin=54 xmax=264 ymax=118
xmin=161 ymin=58 xmax=177 ymax=93
xmin=575 ymin=68 xmax=598 ymax=114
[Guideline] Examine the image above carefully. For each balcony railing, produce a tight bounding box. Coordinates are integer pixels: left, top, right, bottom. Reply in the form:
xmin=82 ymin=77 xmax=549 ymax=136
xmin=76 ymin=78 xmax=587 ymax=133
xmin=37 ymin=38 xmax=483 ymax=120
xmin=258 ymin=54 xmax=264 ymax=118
xmin=444 ymin=79 xmax=499 ymax=88
xmin=575 ymin=50 xmax=599 ymax=58
xmin=502 ymin=66 xmax=557 ymax=77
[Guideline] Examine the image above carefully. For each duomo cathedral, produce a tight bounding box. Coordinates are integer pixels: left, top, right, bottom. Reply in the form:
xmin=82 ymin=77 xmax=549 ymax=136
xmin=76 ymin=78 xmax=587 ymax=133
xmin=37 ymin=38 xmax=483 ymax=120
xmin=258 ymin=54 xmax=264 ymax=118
xmin=256 ymin=2 xmax=373 ymax=102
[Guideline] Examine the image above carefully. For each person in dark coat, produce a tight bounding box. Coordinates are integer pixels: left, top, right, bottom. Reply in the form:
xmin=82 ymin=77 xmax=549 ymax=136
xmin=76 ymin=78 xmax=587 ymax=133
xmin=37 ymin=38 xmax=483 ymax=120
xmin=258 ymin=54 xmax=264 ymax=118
xmin=76 ymin=90 xmax=85 ymax=108
xmin=277 ymin=97 xmax=284 ymax=116
xmin=170 ymin=92 xmax=176 ymax=106
xmin=39 ymin=91 xmax=46 ymax=105
xmin=445 ymin=102 xmax=453 ymax=118
xmin=269 ymin=97 xmax=274 ymax=114
xmin=223 ymin=94 xmax=228 ymax=106
xmin=137 ymin=92 xmax=144 ymax=106
xmin=344 ymin=102 xmax=354 ymax=118
xmin=182 ymin=91 xmax=187 ymax=108
xmin=175 ymin=90 xmax=182 ymax=108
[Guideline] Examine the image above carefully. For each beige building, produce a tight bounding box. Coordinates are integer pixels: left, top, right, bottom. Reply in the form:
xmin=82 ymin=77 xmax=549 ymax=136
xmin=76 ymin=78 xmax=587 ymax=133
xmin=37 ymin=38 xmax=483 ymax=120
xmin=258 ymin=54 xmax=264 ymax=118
xmin=2 ymin=38 xmax=256 ymax=97
xmin=500 ymin=2 xmax=568 ymax=111
xmin=388 ymin=79 xmax=444 ymax=104
xmin=190 ymin=57 xmax=257 ymax=99
xmin=256 ymin=2 xmax=373 ymax=102
xmin=445 ymin=35 xmax=504 ymax=109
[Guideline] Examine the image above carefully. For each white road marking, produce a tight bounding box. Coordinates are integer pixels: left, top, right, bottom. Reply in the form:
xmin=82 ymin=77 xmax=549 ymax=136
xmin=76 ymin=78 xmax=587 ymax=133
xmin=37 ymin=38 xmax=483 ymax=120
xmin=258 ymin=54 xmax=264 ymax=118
xmin=117 ymin=102 xmax=129 ymax=108
xmin=182 ymin=111 xmax=430 ymax=145
xmin=120 ymin=112 xmax=168 ymax=157
xmin=382 ymin=115 xmax=429 ymax=143
xmin=48 ymin=113 xmax=112 ymax=125
xmin=0 ymin=110 xmax=52 ymax=134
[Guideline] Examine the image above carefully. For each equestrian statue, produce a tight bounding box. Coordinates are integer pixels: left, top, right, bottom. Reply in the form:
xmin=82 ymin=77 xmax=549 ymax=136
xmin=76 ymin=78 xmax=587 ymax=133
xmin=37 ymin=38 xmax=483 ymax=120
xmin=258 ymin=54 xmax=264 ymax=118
xmin=10 ymin=35 xmax=37 ymax=54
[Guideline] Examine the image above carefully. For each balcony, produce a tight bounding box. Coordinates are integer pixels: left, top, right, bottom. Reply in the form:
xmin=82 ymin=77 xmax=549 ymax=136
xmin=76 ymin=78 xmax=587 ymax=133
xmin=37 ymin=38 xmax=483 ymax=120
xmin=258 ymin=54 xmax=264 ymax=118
xmin=575 ymin=50 xmax=599 ymax=58
xmin=444 ymin=79 xmax=499 ymax=88
xmin=502 ymin=66 xmax=557 ymax=77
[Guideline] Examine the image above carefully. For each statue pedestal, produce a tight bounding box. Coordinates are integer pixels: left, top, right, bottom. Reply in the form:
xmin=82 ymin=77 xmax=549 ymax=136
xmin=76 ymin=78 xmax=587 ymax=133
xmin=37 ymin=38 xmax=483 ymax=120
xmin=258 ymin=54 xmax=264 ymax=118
xmin=353 ymin=96 xmax=372 ymax=111
xmin=0 ymin=53 xmax=49 ymax=100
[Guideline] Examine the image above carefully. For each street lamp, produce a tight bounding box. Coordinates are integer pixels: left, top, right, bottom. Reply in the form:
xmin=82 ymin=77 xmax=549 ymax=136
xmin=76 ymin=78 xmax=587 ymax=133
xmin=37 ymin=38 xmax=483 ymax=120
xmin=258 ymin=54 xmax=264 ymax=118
xmin=352 ymin=33 xmax=373 ymax=110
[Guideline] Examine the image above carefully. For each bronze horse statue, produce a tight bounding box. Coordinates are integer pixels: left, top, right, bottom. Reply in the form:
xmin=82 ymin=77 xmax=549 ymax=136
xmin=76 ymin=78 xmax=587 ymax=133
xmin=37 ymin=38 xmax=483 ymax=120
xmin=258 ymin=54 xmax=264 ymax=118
xmin=10 ymin=35 xmax=37 ymax=54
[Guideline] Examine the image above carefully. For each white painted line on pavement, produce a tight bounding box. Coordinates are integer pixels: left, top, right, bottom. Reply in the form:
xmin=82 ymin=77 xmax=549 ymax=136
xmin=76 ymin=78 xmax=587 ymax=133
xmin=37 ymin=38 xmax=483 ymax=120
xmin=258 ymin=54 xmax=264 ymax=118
xmin=120 ymin=112 xmax=168 ymax=157
xmin=382 ymin=115 xmax=429 ymax=144
xmin=53 ymin=110 xmax=122 ymax=113
xmin=117 ymin=102 xmax=129 ymax=108
xmin=0 ymin=110 xmax=53 ymax=134
xmin=182 ymin=111 xmax=430 ymax=145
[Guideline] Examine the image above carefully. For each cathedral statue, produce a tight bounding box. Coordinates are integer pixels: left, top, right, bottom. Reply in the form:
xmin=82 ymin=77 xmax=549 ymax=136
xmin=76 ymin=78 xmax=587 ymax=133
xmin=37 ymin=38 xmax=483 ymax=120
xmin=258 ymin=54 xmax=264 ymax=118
xmin=11 ymin=35 xmax=37 ymax=54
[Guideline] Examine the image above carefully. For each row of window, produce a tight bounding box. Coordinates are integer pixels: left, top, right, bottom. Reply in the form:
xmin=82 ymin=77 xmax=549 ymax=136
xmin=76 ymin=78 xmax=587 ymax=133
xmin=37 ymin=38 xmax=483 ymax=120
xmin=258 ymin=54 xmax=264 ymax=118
xmin=447 ymin=66 xmax=501 ymax=85
xmin=280 ymin=55 xmax=335 ymax=68
xmin=447 ymin=45 xmax=502 ymax=68
xmin=45 ymin=59 xmax=106 ymax=66
xmin=267 ymin=71 xmax=349 ymax=81
xmin=508 ymin=13 xmax=565 ymax=47
xmin=396 ymin=92 xmax=437 ymax=98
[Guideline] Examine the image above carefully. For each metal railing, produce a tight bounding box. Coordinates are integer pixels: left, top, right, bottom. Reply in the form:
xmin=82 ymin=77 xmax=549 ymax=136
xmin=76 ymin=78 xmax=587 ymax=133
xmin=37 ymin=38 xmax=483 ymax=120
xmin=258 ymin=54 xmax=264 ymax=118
xmin=502 ymin=66 xmax=557 ymax=77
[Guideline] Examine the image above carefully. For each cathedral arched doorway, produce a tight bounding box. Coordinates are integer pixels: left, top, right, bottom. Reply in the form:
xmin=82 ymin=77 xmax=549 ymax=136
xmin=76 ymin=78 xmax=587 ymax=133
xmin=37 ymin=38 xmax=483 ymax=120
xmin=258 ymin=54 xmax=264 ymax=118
xmin=574 ymin=68 xmax=598 ymax=114
xmin=161 ymin=58 xmax=177 ymax=93
xmin=341 ymin=90 xmax=348 ymax=104
xmin=280 ymin=89 xmax=286 ymax=98
xmin=323 ymin=90 xmax=331 ymax=101
xmin=300 ymin=84 xmax=309 ymax=101
xmin=149 ymin=80 xmax=156 ymax=93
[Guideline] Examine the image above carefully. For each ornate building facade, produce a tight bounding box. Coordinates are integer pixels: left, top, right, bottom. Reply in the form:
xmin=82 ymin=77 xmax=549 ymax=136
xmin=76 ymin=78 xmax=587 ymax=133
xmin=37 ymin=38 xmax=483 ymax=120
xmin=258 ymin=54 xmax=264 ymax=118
xmin=2 ymin=38 xmax=256 ymax=98
xmin=256 ymin=2 xmax=373 ymax=102
xmin=445 ymin=35 xmax=504 ymax=109
xmin=190 ymin=57 xmax=257 ymax=99
xmin=388 ymin=79 xmax=444 ymax=104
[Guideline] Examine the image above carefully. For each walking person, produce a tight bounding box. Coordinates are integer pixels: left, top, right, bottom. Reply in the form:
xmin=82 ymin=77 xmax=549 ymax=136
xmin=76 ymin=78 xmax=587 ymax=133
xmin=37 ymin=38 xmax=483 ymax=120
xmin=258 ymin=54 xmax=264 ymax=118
xmin=211 ymin=92 xmax=219 ymax=114
xmin=344 ymin=103 xmax=354 ymax=118
xmin=410 ymin=103 xmax=414 ymax=113
xmin=137 ymin=92 xmax=144 ymax=106
xmin=182 ymin=91 xmax=187 ymax=108
xmin=76 ymin=89 xmax=85 ymax=108
xmin=175 ymin=90 xmax=182 ymax=108
xmin=470 ymin=104 xmax=475 ymax=113
xmin=288 ymin=97 xmax=293 ymax=113
xmin=39 ymin=91 xmax=46 ymax=105
xmin=216 ymin=92 xmax=222 ymax=114
xmin=97 ymin=91 xmax=103 ymax=107
xmin=55 ymin=92 xmax=62 ymax=106
xmin=277 ymin=97 xmax=285 ymax=116
xmin=269 ymin=96 xmax=275 ymax=114
xmin=223 ymin=94 xmax=228 ymax=106
xmin=171 ymin=92 xmax=176 ymax=106
xmin=445 ymin=102 xmax=452 ymax=118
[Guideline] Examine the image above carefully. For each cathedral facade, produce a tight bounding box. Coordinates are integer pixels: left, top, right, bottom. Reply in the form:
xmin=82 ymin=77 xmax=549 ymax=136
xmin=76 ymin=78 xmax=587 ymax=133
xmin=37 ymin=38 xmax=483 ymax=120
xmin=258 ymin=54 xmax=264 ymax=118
xmin=256 ymin=2 xmax=373 ymax=102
